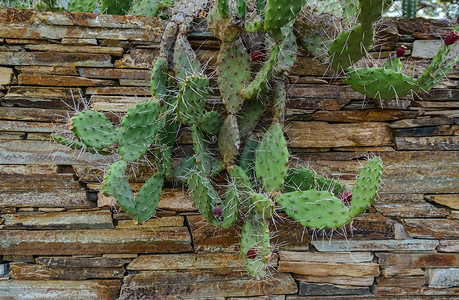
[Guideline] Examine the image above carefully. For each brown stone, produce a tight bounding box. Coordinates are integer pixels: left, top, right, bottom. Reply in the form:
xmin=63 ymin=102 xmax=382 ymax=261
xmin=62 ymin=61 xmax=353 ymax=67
xmin=374 ymin=286 xmax=459 ymax=296
xmin=280 ymin=251 xmax=373 ymax=263
xmin=390 ymin=117 xmax=456 ymax=129
xmin=114 ymin=49 xmax=159 ymax=69
xmin=61 ymin=38 xmax=98 ymax=45
xmin=403 ymin=219 xmax=459 ymax=239
xmin=286 ymin=84 xmax=361 ymax=99
xmin=116 ymin=216 xmax=184 ymax=228
xmin=119 ymin=272 xmax=297 ymax=299
xmin=375 ymin=193 xmax=449 ymax=218
xmin=0 ymin=280 xmax=121 ymax=300
xmin=311 ymin=110 xmax=417 ymax=122
xmin=119 ymin=79 xmax=149 ymax=86
xmin=395 ymin=136 xmax=459 ymax=150
xmin=311 ymin=239 xmax=439 ymax=252
xmin=90 ymin=95 xmax=152 ymax=112
xmin=438 ymin=240 xmax=459 ymax=252
xmin=376 ymin=276 xmax=427 ymax=288
xmin=0 ymin=52 xmax=113 ymax=67
xmin=127 ymin=253 xmax=244 ymax=270
xmin=18 ymin=74 xmax=116 ymax=87
xmin=0 ymin=120 xmax=54 ymax=134
xmin=376 ymin=253 xmax=459 ymax=268
xmin=86 ymin=86 xmax=151 ymax=95
xmin=278 ymin=261 xmax=380 ymax=277
xmin=25 ymin=44 xmax=124 ymax=56
xmin=285 ymin=122 xmax=393 ymax=148
xmin=425 ymin=194 xmax=459 ymax=209
xmin=0 ymin=67 xmax=16 ymax=88
xmin=36 ymin=256 xmax=132 ymax=268
xmin=10 ymin=262 xmax=125 ymax=280
xmin=286 ymin=98 xmax=351 ymax=111
xmin=4 ymin=86 xmax=84 ymax=109
xmin=0 ymin=107 xmax=68 ymax=122
xmin=15 ymin=66 xmax=79 ymax=75
xmin=0 ymin=227 xmax=192 ymax=255
xmin=292 ymin=275 xmax=375 ymax=287
xmin=2 ymin=210 xmax=113 ymax=229
xmin=381 ymin=267 xmax=426 ymax=278
xmin=298 ymin=282 xmax=370 ymax=296
xmin=79 ymin=68 xmax=150 ymax=80
xmin=291 ymin=57 xmax=333 ymax=76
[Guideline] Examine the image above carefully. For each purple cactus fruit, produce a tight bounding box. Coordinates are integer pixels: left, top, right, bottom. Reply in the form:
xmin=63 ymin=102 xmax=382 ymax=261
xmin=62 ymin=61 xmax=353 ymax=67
xmin=213 ymin=207 xmax=222 ymax=217
xmin=246 ymin=248 xmax=257 ymax=259
xmin=444 ymin=30 xmax=459 ymax=46
xmin=249 ymin=51 xmax=265 ymax=62
xmin=338 ymin=191 xmax=352 ymax=206
xmin=396 ymin=45 xmax=407 ymax=58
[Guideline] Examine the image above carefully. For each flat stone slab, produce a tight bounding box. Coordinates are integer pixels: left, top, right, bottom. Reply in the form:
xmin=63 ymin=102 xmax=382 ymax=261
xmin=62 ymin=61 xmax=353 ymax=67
xmin=311 ymin=239 xmax=439 ymax=252
xmin=404 ymin=219 xmax=459 ymax=239
xmin=298 ymin=282 xmax=370 ymax=296
xmin=278 ymin=261 xmax=379 ymax=277
xmin=427 ymin=268 xmax=459 ymax=288
xmin=0 ymin=227 xmax=192 ymax=255
xmin=280 ymin=251 xmax=373 ymax=263
xmin=35 ymin=256 xmax=132 ymax=268
xmin=0 ymin=280 xmax=121 ymax=300
xmin=376 ymin=253 xmax=459 ymax=268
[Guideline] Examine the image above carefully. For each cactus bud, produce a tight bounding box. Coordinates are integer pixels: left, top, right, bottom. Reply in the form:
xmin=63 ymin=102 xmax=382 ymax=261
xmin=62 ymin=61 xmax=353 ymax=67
xmin=338 ymin=191 xmax=353 ymax=206
xmin=213 ymin=206 xmax=222 ymax=217
xmin=246 ymin=248 xmax=257 ymax=259
xmin=396 ymin=45 xmax=407 ymax=58
xmin=445 ymin=30 xmax=459 ymax=46
xmin=249 ymin=51 xmax=265 ymax=62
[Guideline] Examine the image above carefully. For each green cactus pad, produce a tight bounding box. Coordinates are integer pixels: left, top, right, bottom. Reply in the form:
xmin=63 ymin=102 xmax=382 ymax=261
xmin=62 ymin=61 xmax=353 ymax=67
xmin=241 ymin=212 xmax=271 ymax=278
xmin=102 ymin=160 xmax=136 ymax=217
xmin=237 ymin=89 xmax=269 ymax=138
xmin=272 ymin=81 xmax=286 ymax=124
xmin=315 ymin=176 xmax=347 ymax=196
xmin=176 ymin=74 xmax=209 ymax=125
xmin=385 ymin=56 xmax=402 ymax=73
xmin=255 ymin=123 xmax=289 ymax=193
xmin=53 ymin=134 xmax=94 ymax=154
xmin=235 ymin=0 xmax=247 ymax=19
xmin=151 ymin=56 xmax=169 ymax=100
xmin=264 ymin=0 xmax=306 ymax=41
xmin=250 ymin=192 xmax=274 ymax=219
xmin=358 ymin=0 xmax=393 ymax=26
xmin=128 ymin=0 xmax=160 ymax=17
xmin=328 ymin=24 xmax=375 ymax=70
xmin=192 ymin=124 xmax=213 ymax=176
xmin=221 ymin=182 xmax=240 ymax=229
xmin=207 ymin=8 xmax=242 ymax=42
xmin=198 ymin=111 xmax=224 ymax=135
xmin=217 ymin=0 xmax=230 ymax=18
xmin=284 ymin=168 xmax=315 ymax=193
xmin=245 ymin=17 xmax=263 ymax=33
xmin=118 ymin=100 xmax=160 ymax=162
xmin=277 ymin=190 xmax=352 ymax=229
xmin=67 ymin=0 xmax=98 ymax=12
xmin=242 ymin=43 xmax=280 ymax=100
xmin=174 ymin=33 xmax=202 ymax=84
xmin=174 ymin=156 xmax=197 ymax=182
xmin=228 ymin=165 xmax=253 ymax=210
xmin=275 ymin=27 xmax=298 ymax=75
xmin=101 ymin=0 xmax=132 ymax=15
xmin=70 ymin=110 xmax=118 ymax=150
xmin=350 ymin=157 xmax=383 ymax=218
xmin=346 ymin=67 xmax=417 ymax=100
xmin=188 ymin=172 xmax=222 ymax=226
xmin=135 ymin=172 xmax=164 ymax=223
xmin=218 ymin=115 xmax=240 ymax=166
xmin=240 ymin=138 xmax=260 ymax=186
xmin=217 ymin=39 xmax=251 ymax=113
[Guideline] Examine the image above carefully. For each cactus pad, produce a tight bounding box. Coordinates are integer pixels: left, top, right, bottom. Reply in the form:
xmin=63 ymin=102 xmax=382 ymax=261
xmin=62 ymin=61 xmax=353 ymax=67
xmin=129 ymin=0 xmax=160 ymax=17
xmin=217 ymin=39 xmax=251 ymax=113
xmin=346 ymin=67 xmax=417 ymax=100
xmin=277 ymin=190 xmax=352 ymax=229
xmin=221 ymin=182 xmax=240 ymax=228
xmin=135 ymin=172 xmax=164 ymax=223
xmin=192 ymin=124 xmax=213 ymax=176
xmin=255 ymin=123 xmax=289 ymax=193
xmin=264 ymin=0 xmax=306 ymax=41
xmin=207 ymin=8 xmax=241 ymax=42
xmin=218 ymin=115 xmax=240 ymax=166
xmin=198 ymin=111 xmax=224 ymax=135
xmin=176 ymin=74 xmax=209 ymax=125
xmin=118 ymin=100 xmax=160 ymax=162
xmin=102 ymin=160 xmax=136 ymax=216
xmin=174 ymin=33 xmax=202 ymax=84
xmin=237 ymin=91 xmax=268 ymax=138
xmin=67 ymin=0 xmax=98 ymax=12
xmin=188 ymin=172 xmax=222 ymax=226
xmin=174 ymin=156 xmax=197 ymax=182
xmin=350 ymin=157 xmax=383 ymax=217
xmin=101 ymin=0 xmax=133 ymax=15
xmin=250 ymin=192 xmax=274 ymax=219
xmin=359 ymin=0 xmax=393 ymax=25
xmin=241 ymin=212 xmax=271 ymax=278
xmin=284 ymin=168 xmax=315 ymax=193
xmin=70 ymin=110 xmax=118 ymax=150
xmin=315 ymin=176 xmax=347 ymax=197
xmin=328 ymin=24 xmax=375 ymax=70
xmin=151 ymin=56 xmax=169 ymax=100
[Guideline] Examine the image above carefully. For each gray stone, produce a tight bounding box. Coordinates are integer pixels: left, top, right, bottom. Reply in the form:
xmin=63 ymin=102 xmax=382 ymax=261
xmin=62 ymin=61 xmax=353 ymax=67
xmin=427 ymin=268 xmax=459 ymax=288
xmin=412 ymin=40 xmax=459 ymax=59
xmin=311 ymin=239 xmax=439 ymax=252
xmin=298 ymin=282 xmax=370 ymax=296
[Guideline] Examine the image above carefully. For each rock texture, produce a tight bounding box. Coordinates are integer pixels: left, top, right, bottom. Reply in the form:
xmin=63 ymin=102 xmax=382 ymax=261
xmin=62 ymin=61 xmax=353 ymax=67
xmin=0 ymin=7 xmax=458 ymax=299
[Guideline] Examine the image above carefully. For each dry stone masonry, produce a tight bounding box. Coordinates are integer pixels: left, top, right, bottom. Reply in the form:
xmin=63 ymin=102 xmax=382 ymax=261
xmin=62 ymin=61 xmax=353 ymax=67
xmin=0 ymin=7 xmax=458 ymax=299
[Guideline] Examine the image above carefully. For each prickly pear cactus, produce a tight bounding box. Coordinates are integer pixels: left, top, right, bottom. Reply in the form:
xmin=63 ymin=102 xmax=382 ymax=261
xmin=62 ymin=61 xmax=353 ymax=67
xmin=53 ymin=0 xmax=459 ymax=279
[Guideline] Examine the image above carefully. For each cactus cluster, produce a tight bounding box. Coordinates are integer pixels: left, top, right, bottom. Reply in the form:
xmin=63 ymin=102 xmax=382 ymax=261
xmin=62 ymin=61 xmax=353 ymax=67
xmin=52 ymin=0 xmax=459 ymax=278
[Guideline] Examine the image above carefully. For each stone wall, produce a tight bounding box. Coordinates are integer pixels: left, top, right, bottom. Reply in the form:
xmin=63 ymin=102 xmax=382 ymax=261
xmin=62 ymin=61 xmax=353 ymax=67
xmin=0 ymin=7 xmax=458 ymax=299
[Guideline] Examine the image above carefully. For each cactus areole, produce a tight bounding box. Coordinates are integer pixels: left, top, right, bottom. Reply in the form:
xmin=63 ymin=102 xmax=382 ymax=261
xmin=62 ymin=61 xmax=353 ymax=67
xmin=52 ymin=0 xmax=459 ymax=278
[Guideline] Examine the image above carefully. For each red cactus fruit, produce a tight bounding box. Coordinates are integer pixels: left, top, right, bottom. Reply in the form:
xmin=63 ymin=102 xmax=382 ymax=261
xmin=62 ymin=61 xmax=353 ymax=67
xmin=444 ymin=30 xmax=459 ymax=46
xmin=396 ymin=45 xmax=407 ymax=58
xmin=338 ymin=191 xmax=352 ymax=206
xmin=249 ymin=51 xmax=265 ymax=62
xmin=246 ymin=248 xmax=257 ymax=259
xmin=212 ymin=207 xmax=222 ymax=217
